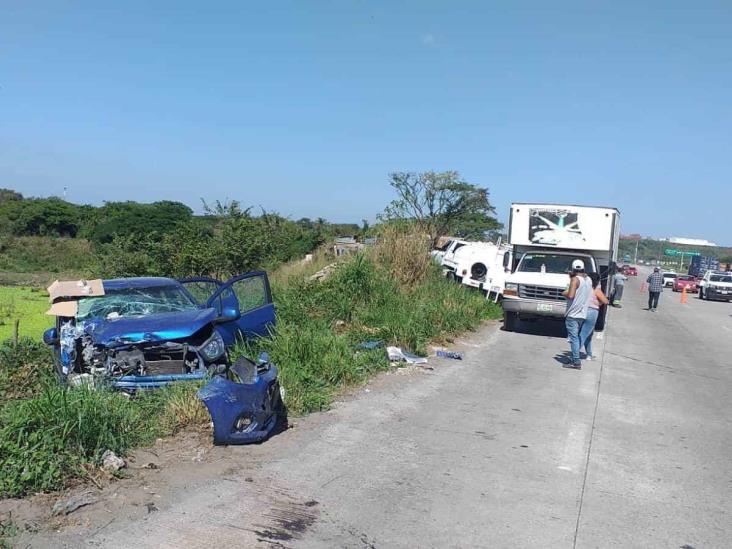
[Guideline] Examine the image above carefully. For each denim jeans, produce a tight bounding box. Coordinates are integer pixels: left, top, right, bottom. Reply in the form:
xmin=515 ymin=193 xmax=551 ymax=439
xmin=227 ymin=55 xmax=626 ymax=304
xmin=613 ymin=285 xmax=624 ymax=303
xmin=565 ymin=316 xmax=584 ymax=364
xmin=579 ymin=307 xmax=599 ymax=357
xmin=648 ymin=291 xmax=660 ymax=309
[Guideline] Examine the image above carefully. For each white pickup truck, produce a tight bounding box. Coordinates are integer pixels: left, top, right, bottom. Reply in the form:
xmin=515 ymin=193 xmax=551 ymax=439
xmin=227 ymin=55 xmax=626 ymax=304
xmin=501 ymin=203 xmax=620 ymax=332
xmin=459 ymin=243 xmax=513 ymax=300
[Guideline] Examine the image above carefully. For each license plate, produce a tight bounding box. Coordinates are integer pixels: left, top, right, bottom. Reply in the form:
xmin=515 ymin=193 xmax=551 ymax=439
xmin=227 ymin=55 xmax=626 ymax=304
xmin=537 ymin=303 xmax=553 ymax=312
xmin=491 ymin=286 xmax=501 ymax=293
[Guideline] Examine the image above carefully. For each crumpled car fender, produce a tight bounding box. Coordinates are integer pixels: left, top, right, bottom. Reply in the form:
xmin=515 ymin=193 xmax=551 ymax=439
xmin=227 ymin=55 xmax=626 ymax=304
xmin=197 ymin=361 xmax=282 ymax=445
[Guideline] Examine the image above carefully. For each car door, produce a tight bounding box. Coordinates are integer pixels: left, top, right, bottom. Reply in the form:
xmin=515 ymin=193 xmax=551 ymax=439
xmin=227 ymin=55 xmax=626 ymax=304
xmin=178 ymin=277 xmax=223 ymax=306
xmin=205 ymin=271 xmax=275 ymax=344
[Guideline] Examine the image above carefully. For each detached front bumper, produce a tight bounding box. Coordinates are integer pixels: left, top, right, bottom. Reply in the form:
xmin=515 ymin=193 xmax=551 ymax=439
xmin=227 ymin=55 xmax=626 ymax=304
xmin=502 ymin=297 xmax=567 ymax=318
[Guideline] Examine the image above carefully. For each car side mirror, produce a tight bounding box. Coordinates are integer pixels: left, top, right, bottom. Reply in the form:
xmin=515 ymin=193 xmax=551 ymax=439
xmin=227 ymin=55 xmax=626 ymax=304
xmin=43 ymin=327 xmax=59 ymax=345
xmin=216 ymin=306 xmax=240 ymax=323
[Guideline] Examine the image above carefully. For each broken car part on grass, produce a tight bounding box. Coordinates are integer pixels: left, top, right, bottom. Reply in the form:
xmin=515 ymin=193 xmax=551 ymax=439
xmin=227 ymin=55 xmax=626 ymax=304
xmin=42 ymin=274 xmax=285 ymax=445
xmin=198 ymin=354 xmax=284 ymax=445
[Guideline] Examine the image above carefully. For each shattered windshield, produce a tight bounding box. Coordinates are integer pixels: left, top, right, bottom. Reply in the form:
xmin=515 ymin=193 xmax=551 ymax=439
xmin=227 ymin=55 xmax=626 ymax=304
xmin=518 ymin=253 xmax=595 ymax=274
xmin=76 ymin=285 xmax=198 ymax=320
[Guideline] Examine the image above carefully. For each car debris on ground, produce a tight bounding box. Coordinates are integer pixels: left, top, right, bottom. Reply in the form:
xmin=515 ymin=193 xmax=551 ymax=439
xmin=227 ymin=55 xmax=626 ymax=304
xmin=387 ymin=346 xmax=428 ymax=365
xmin=435 ymin=350 xmax=463 ymax=360
xmin=197 ymin=355 xmax=284 ymax=445
xmin=51 ymin=492 xmax=98 ymax=517
xmin=101 ymin=450 xmax=126 ymax=473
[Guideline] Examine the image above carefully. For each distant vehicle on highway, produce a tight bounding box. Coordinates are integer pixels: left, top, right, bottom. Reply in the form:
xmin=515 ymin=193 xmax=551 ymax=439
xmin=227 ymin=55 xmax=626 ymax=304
xmin=698 ymin=271 xmax=732 ymax=302
xmin=673 ymin=275 xmax=697 ymax=293
xmin=662 ymin=272 xmax=677 ymax=287
xmin=625 ymin=266 xmax=638 ymax=276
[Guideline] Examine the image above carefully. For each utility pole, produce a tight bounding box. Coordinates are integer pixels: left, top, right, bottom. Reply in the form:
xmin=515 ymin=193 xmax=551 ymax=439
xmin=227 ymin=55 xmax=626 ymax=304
xmin=634 ymin=238 xmax=640 ymax=264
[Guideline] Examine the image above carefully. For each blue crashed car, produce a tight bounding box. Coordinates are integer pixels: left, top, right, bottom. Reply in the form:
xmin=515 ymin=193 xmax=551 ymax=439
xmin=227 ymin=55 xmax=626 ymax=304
xmin=43 ymin=272 xmax=283 ymax=444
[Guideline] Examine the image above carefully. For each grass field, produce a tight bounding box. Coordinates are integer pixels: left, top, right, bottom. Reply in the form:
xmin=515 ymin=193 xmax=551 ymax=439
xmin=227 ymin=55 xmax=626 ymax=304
xmin=0 ymin=286 xmax=53 ymax=342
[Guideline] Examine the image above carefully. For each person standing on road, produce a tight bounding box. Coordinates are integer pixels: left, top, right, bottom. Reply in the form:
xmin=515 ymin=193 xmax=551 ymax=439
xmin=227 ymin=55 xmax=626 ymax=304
xmin=646 ymin=267 xmax=664 ymax=311
xmin=611 ymin=269 xmax=628 ymax=307
xmin=579 ymin=272 xmax=610 ymax=361
xmin=562 ymin=259 xmax=593 ymax=369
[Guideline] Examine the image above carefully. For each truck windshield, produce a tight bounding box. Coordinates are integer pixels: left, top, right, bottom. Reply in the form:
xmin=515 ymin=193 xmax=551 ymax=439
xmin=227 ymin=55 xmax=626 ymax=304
xmin=710 ymin=274 xmax=732 ymax=283
xmin=518 ymin=253 xmax=595 ymax=274
xmin=77 ymin=286 xmax=198 ymax=320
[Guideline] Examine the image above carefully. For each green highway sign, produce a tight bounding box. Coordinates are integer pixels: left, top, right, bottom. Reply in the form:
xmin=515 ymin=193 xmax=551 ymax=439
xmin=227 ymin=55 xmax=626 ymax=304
xmin=665 ymin=248 xmax=701 ymax=257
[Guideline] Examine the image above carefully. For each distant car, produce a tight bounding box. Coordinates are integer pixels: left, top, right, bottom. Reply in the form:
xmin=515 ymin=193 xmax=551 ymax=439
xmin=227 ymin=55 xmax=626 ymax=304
xmin=662 ymin=272 xmax=677 ymax=287
xmin=625 ymin=266 xmax=638 ymax=276
xmin=673 ymin=275 xmax=697 ymax=293
xmin=698 ymin=271 xmax=732 ymax=302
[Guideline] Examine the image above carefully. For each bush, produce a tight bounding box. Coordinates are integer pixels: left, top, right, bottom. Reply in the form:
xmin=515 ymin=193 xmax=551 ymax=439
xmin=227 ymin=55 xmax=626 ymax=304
xmin=371 ymin=225 xmax=432 ymax=287
xmin=0 ymin=337 xmax=53 ymax=403
xmin=248 ymin=242 xmax=500 ymax=415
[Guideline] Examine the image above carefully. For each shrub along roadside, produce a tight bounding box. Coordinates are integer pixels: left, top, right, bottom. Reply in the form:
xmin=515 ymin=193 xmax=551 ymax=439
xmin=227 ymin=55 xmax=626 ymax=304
xmin=242 ymin=252 xmax=501 ymax=415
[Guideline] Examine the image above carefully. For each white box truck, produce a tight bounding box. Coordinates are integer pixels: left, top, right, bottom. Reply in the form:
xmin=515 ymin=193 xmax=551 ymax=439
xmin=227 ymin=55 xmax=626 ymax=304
xmin=501 ymin=203 xmax=620 ymax=332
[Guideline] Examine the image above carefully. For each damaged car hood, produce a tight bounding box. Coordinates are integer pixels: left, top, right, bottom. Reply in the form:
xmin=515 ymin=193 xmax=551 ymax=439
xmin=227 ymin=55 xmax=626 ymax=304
xmin=86 ymin=308 xmax=219 ymax=347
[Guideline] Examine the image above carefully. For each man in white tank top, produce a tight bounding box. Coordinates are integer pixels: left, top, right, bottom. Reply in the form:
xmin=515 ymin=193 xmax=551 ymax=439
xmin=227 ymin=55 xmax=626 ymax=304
xmin=562 ymin=259 xmax=593 ymax=369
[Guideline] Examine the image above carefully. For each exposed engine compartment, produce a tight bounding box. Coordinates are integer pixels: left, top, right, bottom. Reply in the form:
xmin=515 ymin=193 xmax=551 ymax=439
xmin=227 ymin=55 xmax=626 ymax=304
xmin=58 ymin=318 xmax=222 ymax=382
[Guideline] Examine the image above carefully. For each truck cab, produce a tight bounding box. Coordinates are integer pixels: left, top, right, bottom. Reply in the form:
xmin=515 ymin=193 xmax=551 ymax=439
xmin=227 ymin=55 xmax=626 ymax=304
xmin=502 ymin=251 xmax=598 ymax=330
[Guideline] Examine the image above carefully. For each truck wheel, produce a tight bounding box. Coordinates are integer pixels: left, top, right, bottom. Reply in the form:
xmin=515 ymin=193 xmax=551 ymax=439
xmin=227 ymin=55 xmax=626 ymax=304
xmin=503 ymin=311 xmax=518 ymax=332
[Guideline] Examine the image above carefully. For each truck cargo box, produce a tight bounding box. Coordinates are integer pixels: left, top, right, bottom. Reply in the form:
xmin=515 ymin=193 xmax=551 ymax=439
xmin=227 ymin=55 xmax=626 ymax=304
xmin=689 ymin=255 xmax=720 ymax=277
xmin=509 ymin=204 xmax=620 ymax=255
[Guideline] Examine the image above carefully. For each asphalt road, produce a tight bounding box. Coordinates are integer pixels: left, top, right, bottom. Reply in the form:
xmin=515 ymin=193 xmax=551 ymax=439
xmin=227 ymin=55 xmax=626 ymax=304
xmin=31 ymin=269 xmax=732 ymax=548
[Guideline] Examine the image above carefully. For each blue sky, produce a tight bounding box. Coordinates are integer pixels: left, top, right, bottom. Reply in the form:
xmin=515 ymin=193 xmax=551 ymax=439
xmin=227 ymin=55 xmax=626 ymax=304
xmin=1 ymin=1 xmax=730 ymax=243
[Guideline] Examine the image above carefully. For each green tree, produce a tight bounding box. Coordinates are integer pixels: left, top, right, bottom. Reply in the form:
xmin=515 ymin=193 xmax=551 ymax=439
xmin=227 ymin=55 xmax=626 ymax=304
xmin=2 ymin=197 xmax=81 ymax=237
xmin=0 ymin=188 xmax=23 ymax=204
xmin=86 ymin=201 xmax=193 ymax=243
xmin=381 ymin=171 xmax=501 ymax=245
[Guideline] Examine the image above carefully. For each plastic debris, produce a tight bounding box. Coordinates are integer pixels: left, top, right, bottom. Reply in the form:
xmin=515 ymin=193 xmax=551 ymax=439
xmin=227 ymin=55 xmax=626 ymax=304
xmin=52 ymin=492 xmax=98 ymax=516
xmin=387 ymin=346 xmax=428 ymax=364
xmin=356 ymin=340 xmax=384 ymax=350
xmin=436 ymin=350 xmax=463 ymax=360
xmin=101 ymin=450 xmax=126 ymax=472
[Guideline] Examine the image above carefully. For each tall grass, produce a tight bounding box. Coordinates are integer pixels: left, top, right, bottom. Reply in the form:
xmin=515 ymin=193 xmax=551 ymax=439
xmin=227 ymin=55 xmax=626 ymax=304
xmin=245 ymin=231 xmax=501 ymax=415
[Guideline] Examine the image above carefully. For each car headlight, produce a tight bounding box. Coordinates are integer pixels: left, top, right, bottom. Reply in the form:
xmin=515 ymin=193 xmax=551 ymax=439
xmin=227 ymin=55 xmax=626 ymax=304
xmin=199 ymin=330 xmax=225 ymax=361
xmin=505 ymin=283 xmax=518 ymax=291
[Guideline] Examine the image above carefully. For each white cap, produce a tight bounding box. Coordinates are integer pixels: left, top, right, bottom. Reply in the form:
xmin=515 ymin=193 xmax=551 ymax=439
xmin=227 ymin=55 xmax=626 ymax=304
xmin=572 ymin=259 xmax=585 ymax=271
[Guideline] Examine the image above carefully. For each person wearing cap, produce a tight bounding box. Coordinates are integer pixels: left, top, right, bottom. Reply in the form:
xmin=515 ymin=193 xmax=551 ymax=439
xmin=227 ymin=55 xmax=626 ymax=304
xmin=646 ymin=267 xmax=664 ymax=311
xmin=562 ymin=259 xmax=594 ymax=369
